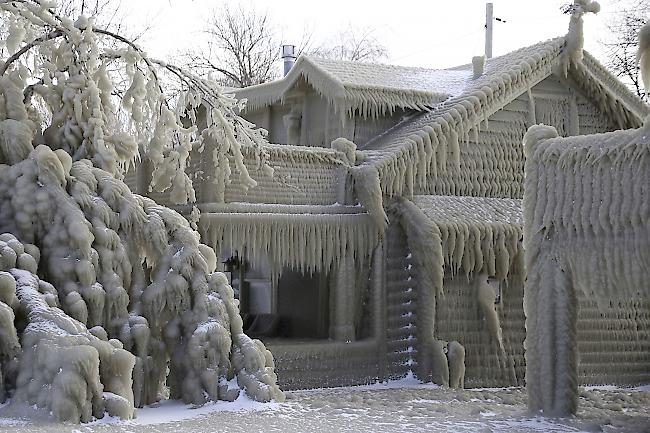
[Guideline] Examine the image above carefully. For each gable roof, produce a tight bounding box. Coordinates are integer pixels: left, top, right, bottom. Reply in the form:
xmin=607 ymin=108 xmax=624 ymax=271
xmin=234 ymin=55 xmax=473 ymax=118
xmin=349 ymin=38 xmax=650 ymax=227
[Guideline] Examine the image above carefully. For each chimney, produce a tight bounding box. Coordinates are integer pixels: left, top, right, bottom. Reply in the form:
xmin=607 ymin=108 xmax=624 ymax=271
xmin=472 ymin=55 xmax=485 ymax=79
xmin=281 ymin=45 xmax=296 ymax=76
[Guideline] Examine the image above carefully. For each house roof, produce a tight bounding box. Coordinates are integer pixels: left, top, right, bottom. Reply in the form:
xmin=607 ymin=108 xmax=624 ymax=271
xmin=411 ymin=195 xmax=522 ymax=227
xmin=234 ymin=55 xmax=473 ymax=118
xmin=350 ymin=38 xmax=650 ymax=227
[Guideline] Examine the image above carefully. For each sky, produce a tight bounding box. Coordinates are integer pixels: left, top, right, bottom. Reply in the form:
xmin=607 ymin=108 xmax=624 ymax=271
xmin=118 ymin=0 xmax=627 ymax=72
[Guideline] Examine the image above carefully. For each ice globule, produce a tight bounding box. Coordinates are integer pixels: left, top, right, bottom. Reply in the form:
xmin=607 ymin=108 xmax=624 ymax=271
xmin=0 ymin=146 xmax=283 ymax=422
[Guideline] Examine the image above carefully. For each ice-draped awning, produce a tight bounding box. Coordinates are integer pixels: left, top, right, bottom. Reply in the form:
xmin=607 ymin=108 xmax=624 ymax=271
xmin=198 ymin=203 xmax=382 ymax=278
xmin=391 ymin=195 xmax=524 ymax=298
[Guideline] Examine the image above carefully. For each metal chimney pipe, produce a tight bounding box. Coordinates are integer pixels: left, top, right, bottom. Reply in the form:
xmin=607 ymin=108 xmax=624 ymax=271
xmin=485 ymin=3 xmax=493 ymax=59
xmin=281 ymin=45 xmax=296 ymax=76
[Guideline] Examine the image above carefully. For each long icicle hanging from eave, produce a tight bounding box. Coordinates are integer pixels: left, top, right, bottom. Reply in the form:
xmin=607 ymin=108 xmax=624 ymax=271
xmin=391 ymin=196 xmax=524 ymax=297
xmin=523 ymin=122 xmax=650 ymax=302
xmin=199 ymin=211 xmax=382 ymax=279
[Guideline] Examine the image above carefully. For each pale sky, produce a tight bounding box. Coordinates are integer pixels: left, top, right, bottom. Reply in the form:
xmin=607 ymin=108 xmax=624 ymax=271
xmin=119 ymin=0 xmax=625 ymax=72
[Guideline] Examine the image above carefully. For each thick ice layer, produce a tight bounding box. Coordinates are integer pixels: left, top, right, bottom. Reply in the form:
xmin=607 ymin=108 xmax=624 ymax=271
xmin=0 ymin=146 xmax=283 ymax=422
xmin=389 ymin=196 xmax=523 ymax=385
xmin=523 ymin=122 xmax=650 ymax=416
xmin=200 ymin=208 xmax=381 ymax=280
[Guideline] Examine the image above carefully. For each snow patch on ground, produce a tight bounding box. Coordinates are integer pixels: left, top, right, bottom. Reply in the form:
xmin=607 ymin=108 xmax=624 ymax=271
xmin=1 ymin=383 xmax=648 ymax=432
xmin=91 ymin=393 xmax=280 ymax=426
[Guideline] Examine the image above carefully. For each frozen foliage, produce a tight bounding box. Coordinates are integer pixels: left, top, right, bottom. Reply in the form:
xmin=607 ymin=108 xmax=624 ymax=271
xmin=639 ymin=20 xmax=650 ymax=93
xmin=0 ymin=147 xmax=283 ymax=422
xmin=523 ymin=121 xmax=650 ymax=416
xmin=0 ymin=0 xmax=266 ymax=204
xmin=0 ymin=0 xmax=283 ymax=423
xmin=0 ymin=237 xmax=136 ymax=422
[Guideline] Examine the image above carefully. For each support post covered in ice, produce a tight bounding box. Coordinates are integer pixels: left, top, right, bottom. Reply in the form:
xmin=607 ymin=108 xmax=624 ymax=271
xmin=522 ymin=122 xmax=650 ymax=416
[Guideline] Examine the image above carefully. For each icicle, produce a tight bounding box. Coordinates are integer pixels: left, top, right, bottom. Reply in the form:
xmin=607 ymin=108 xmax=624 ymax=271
xmin=200 ymin=207 xmax=381 ymax=278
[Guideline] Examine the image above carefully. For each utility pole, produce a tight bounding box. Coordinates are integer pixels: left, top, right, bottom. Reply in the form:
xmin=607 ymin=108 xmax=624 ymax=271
xmin=485 ymin=2 xmax=494 ymax=59
xmin=485 ymin=3 xmax=506 ymax=59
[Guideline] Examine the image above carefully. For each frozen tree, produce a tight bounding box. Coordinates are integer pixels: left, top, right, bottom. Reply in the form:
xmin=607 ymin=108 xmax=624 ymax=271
xmin=184 ymin=5 xmax=389 ymax=87
xmin=308 ymin=25 xmax=389 ymax=63
xmin=600 ymin=0 xmax=650 ymax=100
xmin=0 ymin=0 xmax=283 ymax=423
xmin=184 ymin=3 xmax=281 ymax=87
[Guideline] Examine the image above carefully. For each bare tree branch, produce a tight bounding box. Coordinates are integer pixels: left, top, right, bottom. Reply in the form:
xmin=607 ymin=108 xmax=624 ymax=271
xmin=181 ymin=6 xmax=389 ymax=87
xmin=308 ymin=25 xmax=389 ymax=63
xmin=600 ymin=0 xmax=649 ymax=101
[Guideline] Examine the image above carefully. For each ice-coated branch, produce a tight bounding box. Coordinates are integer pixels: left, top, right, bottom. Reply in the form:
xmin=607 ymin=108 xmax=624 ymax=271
xmin=0 ymin=0 xmax=283 ymax=423
xmin=0 ymin=30 xmax=63 ymax=75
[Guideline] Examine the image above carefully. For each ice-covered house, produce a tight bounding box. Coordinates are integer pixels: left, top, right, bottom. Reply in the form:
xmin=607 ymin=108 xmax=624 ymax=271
xmin=126 ymin=35 xmax=650 ymax=390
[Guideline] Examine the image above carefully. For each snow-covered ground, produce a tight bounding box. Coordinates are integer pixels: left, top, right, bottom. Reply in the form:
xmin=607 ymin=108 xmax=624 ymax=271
xmin=1 ymin=380 xmax=649 ymax=433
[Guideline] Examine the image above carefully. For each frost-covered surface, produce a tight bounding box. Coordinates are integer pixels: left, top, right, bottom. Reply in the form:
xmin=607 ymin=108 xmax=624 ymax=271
xmin=351 ymin=31 xmax=647 ymax=227
xmin=0 ymin=0 xmax=283 ymax=423
xmin=235 ymin=55 xmax=473 ymax=118
xmin=219 ymin=143 xmax=348 ymax=205
xmin=351 ymin=39 xmax=564 ymax=226
xmin=0 ymin=383 xmax=649 ymax=432
xmin=389 ymin=196 xmax=523 ymax=384
xmin=200 ymin=205 xmax=380 ymax=279
xmin=523 ymin=122 xmax=650 ymax=416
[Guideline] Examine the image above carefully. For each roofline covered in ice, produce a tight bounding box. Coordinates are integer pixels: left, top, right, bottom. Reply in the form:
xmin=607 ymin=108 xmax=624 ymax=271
xmin=349 ymin=37 xmax=650 ymax=228
xmin=234 ymin=55 xmax=458 ymax=118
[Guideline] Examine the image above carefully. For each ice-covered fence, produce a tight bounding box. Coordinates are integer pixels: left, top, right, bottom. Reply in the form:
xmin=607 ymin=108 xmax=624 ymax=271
xmin=201 ymin=143 xmax=347 ymax=205
xmin=522 ymin=122 xmax=650 ymax=416
xmin=130 ymin=143 xmax=349 ymax=207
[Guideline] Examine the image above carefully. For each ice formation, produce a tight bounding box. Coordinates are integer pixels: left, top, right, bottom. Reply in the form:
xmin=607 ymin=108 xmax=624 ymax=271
xmin=200 ymin=206 xmax=380 ymax=281
xmin=0 ymin=147 xmax=283 ymax=421
xmin=559 ymin=1 xmax=600 ymax=77
xmin=236 ymin=55 xmax=470 ymax=118
xmin=523 ymin=122 xmax=650 ymax=416
xmin=351 ymin=39 xmax=567 ymax=226
xmin=390 ymin=196 xmax=523 ymax=387
xmin=0 ymin=1 xmax=283 ymax=423
xmin=639 ymin=20 xmax=650 ymax=93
